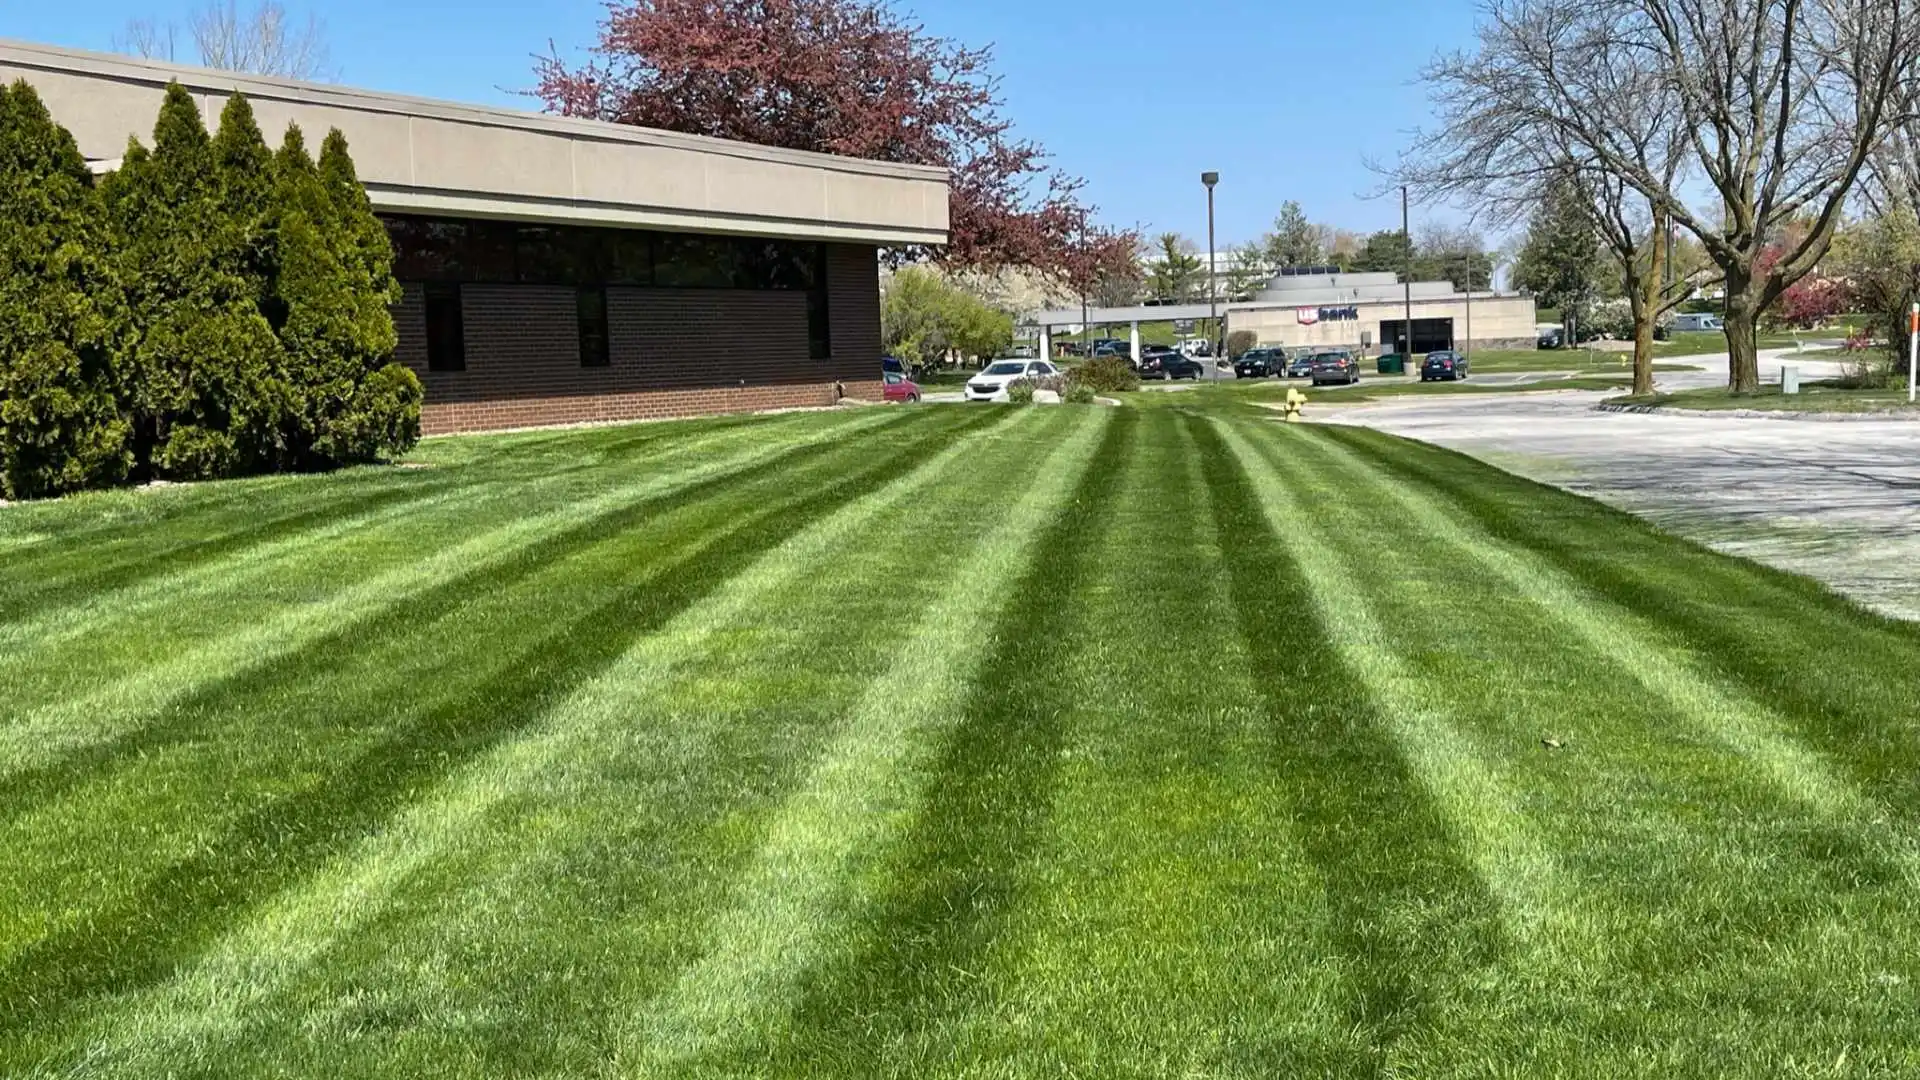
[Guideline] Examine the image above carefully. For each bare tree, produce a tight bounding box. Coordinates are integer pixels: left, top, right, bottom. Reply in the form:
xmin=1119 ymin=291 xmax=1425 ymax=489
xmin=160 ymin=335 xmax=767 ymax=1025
xmin=114 ymin=19 xmax=181 ymax=63
xmin=1402 ymin=0 xmax=1918 ymax=392
xmin=116 ymin=2 xmax=334 ymax=81
xmin=1397 ymin=0 xmax=1705 ymax=395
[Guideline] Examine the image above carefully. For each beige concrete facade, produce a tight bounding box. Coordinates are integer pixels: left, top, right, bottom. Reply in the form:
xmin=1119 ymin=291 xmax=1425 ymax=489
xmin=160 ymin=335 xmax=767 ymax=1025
xmin=0 ymin=38 xmax=950 ymax=247
xmin=1228 ymin=293 xmax=1538 ymax=352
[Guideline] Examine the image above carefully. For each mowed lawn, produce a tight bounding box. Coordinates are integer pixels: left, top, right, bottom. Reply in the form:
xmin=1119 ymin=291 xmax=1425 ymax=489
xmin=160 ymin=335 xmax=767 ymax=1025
xmin=7 ymin=400 xmax=1920 ymax=1077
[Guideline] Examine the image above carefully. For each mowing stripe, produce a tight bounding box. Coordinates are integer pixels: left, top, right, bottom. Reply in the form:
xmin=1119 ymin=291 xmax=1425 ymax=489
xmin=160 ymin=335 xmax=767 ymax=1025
xmin=0 ymin=408 xmax=994 ymax=1048
xmin=1330 ymin=424 xmax=1920 ymax=826
xmin=1293 ymin=427 xmax=1920 ymax=876
xmin=1213 ymin=419 xmax=1576 ymax=944
xmin=0 ymin=408 xmax=911 ymax=776
xmin=1190 ymin=415 xmax=1505 ymax=1064
xmin=27 ymin=408 xmax=1053 ymax=1079
xmin=617 ymin=407 xmax=1114 ymax=1074
xmin=0 ymin=413 xmax=818 ymax=653
xmin=748 ymin=410 xmax=1143 ymax=1074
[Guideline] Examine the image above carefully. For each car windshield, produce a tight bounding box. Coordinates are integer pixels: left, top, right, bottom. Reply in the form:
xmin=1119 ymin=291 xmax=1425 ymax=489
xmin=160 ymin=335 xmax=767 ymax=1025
xmin=983 ymin=362 xmax=1026 ymax=376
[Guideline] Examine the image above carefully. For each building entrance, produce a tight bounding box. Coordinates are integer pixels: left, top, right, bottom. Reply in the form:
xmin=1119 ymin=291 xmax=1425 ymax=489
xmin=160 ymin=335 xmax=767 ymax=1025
xmin=1378 ymin=318 xmax=1455 ymax=354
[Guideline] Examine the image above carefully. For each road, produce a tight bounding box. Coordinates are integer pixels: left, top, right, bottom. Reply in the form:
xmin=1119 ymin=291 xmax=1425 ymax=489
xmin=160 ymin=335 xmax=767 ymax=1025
xmin=1320 ymin=349 xmax=1920 ymax=620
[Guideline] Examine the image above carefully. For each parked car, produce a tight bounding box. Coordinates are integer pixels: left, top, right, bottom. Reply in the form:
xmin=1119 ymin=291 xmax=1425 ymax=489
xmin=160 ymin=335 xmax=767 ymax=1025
xmin=1671 ymin=312 xmax=1724 ymax=333
xmin=1139 ymin=346 xmax=1205 ymax=381
xmin=1420 ymin=350 xmax=1470 ymax=381
xmin=1092 ymin=342 xmax=1132 ymax=359
xmin=966 ymin=358 xmax=1059 ymax=401
xmin=1285 ymin=350 xmax=1318 ymax=379
xmin=1234 ymin=347 xmax=1283 ymax=378
xmin=883 ymin=370 xmax=922 ymax=402
xmin=1537 ymin=328 xmax=1564 ymax=349
xmin=1309 ymin=352 xmax=1360 ymax=386
xmin=1006 ymin=344 xmax=1036 ymax=359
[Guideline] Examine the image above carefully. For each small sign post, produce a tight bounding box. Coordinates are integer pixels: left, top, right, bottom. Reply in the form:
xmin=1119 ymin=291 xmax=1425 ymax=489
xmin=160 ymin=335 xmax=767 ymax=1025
xmin=1909 ymin=303 xmax=1917 ymax=404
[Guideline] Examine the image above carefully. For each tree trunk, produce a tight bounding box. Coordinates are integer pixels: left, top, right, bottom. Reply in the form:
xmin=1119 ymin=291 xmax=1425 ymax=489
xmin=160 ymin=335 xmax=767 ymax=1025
xmin=1631 ymin=213 xmax=1666 ymax=397
xmin=1630 ymin=294 xmax=1656 ymax=396
xmin=1725 ymin=300 xmax=1761 ymax=393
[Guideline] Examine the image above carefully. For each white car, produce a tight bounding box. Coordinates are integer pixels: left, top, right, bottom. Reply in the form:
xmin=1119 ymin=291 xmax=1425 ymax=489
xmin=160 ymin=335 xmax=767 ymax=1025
xmin=966 ymin=359 xmax=1059 ymax=401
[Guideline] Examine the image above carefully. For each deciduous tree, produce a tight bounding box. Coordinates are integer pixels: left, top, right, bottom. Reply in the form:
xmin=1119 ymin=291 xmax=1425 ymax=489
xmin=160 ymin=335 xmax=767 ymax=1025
xmin=1408 ymin=0 xmax=1918 ymax=392
xmin=117 ymin=2 xmax=335 ymax=80
xmin=881 ymin=268 xmax=1012 ymax=371
xmin=535 ymin=0 xmax=1130 ymax=277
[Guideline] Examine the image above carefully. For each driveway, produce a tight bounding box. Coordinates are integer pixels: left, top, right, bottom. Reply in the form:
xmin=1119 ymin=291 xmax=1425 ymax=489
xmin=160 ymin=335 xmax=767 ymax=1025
xmin=1320 ymin=349 xmax=1920 ymax=620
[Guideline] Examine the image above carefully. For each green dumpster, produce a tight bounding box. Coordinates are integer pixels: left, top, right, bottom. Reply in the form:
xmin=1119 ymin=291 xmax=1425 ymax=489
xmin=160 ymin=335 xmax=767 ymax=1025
xmin=1376 ymin=353 xmax=1407 ymax=375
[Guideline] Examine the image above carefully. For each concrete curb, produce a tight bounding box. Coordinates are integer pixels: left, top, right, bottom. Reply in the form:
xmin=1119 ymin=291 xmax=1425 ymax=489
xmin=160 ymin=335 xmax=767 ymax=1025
xmin=1594 ymin=403 xmax=1920 ymax=422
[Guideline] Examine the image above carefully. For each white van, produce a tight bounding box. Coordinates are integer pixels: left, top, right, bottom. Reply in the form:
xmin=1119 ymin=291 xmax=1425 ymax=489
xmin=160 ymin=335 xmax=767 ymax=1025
xmin=1671 ymin=313 xmax=1724 ymax=332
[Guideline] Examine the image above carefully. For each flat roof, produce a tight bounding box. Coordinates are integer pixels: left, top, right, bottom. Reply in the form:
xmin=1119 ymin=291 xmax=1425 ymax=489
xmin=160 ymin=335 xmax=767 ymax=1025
xmin=0 ymin=38 xmax=950 ymax=247
xmin=1026 ymin=290 xmax=1522 ymax=327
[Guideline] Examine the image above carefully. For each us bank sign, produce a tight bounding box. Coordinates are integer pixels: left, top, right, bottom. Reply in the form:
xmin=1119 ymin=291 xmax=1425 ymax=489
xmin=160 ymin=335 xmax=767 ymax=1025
xmin=1296 ymin=305 xmax=1360 ymax=325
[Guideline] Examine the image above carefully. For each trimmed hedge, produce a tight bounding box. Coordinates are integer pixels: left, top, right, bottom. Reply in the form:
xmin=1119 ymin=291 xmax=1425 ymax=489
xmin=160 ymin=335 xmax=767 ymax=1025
xmin=0 ymin=79 xmax=421 ymax=500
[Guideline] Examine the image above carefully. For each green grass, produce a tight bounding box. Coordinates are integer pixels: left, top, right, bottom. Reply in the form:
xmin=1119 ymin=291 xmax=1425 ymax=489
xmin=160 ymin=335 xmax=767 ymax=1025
xmin=8 ymin=396 xmax=1920 ymax=1075
xmin=1608 ymin=380 xmax=1920 ymax=414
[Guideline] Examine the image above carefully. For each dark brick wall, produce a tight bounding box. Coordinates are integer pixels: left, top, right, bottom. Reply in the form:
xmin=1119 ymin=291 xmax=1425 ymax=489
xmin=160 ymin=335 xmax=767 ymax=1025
xmin=827 ymin=242 xmax=883 ymax=372
xmin=390 ymin=241 xmax=888 ymax=435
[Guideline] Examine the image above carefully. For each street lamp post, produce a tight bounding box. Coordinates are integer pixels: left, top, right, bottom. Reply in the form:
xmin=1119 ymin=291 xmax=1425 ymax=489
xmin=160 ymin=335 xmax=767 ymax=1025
xmin=1401 ymin=184 xmax=1413 ymax=358
xmin=1462 ymin=254 xmax=1474 ymax=354
xmin=1202 ymin=171 xmax=1219 ymax=380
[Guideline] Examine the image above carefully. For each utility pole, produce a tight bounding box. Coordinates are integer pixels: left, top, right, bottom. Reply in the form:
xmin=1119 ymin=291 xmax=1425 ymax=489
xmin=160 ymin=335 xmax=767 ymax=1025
xmin=1203 ymin=171 xmax=1220 ymax=381
xmin=1909 ymin=302 xmax=1917 ymax=404
xmin=1463 ymin=254 xmax=1473 ymax=354
xmin=1080 ymin=217 xmax=1090 ymax=360
xmin=1401 ymin=185 xmax=1414 ymax=357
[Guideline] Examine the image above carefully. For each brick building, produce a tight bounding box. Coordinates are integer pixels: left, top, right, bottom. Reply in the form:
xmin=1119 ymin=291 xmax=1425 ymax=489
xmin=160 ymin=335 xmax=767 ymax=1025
xmin=0 ymin=39 xmax=950 ymax=434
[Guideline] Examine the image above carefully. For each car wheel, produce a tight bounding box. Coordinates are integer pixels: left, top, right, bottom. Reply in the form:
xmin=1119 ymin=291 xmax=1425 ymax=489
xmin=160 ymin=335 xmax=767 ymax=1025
xmin=909 ymin=392 xmax=920 ymax=403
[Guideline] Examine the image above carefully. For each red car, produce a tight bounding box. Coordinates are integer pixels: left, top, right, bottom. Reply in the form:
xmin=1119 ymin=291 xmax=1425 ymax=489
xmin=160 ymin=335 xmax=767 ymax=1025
xmin=883 ymin=370 xmax=921 ymax=403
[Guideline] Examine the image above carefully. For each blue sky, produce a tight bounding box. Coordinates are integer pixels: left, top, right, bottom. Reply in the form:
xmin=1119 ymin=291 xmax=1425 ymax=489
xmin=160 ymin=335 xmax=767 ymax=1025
xmin=16 ymin=0 xmax=1489 ymax=247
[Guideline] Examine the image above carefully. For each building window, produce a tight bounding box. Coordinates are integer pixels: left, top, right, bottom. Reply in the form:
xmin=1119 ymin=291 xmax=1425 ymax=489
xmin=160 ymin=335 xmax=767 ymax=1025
xmin=424 ymin=283 xmax=465 ymax=372
xmin=807 ymin=244 xmax=831 ymax=360
xmin=577 ymin=286 xmax=610 ymax=368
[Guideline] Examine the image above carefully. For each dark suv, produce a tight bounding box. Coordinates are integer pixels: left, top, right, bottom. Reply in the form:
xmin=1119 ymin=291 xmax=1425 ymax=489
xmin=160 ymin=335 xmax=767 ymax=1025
xmin=1309 ymin=352 xmax=1360 ymax=386
xmin=1139 ymin=346 xmax=1204 ymax=380
xmin=1234 ymin=348 xmax=1282 ymax=378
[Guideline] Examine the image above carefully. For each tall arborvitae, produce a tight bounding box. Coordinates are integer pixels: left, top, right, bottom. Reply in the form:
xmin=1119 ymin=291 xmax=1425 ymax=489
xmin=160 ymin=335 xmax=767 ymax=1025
xmin=0 ymin=81 xmax=131 ymax=499
xmin=99 ymin=82 xmax=281 ymax=480
xmin=317 ymin=128 xmax=416 ymax=461
xmin=212 ymin=92 xmax=276 ymax=311
xmin=267 ymin=125 xmax=417 ymax=466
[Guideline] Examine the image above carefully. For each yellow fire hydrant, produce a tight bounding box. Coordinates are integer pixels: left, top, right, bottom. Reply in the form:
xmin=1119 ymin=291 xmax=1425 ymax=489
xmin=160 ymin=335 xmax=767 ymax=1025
xmin=1282 ymin=387 xmax=1308 ymax=423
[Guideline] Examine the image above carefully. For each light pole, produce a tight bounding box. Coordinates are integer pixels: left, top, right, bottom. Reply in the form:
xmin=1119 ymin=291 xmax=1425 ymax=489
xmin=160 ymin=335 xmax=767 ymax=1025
xmin=1401 ymin=184 xmax=1413 ymax=358
xmin=1202 ymin=171 xmax=1219 ymax=379
xmin=1461 ymin=253 xmax=1474 ymax=355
